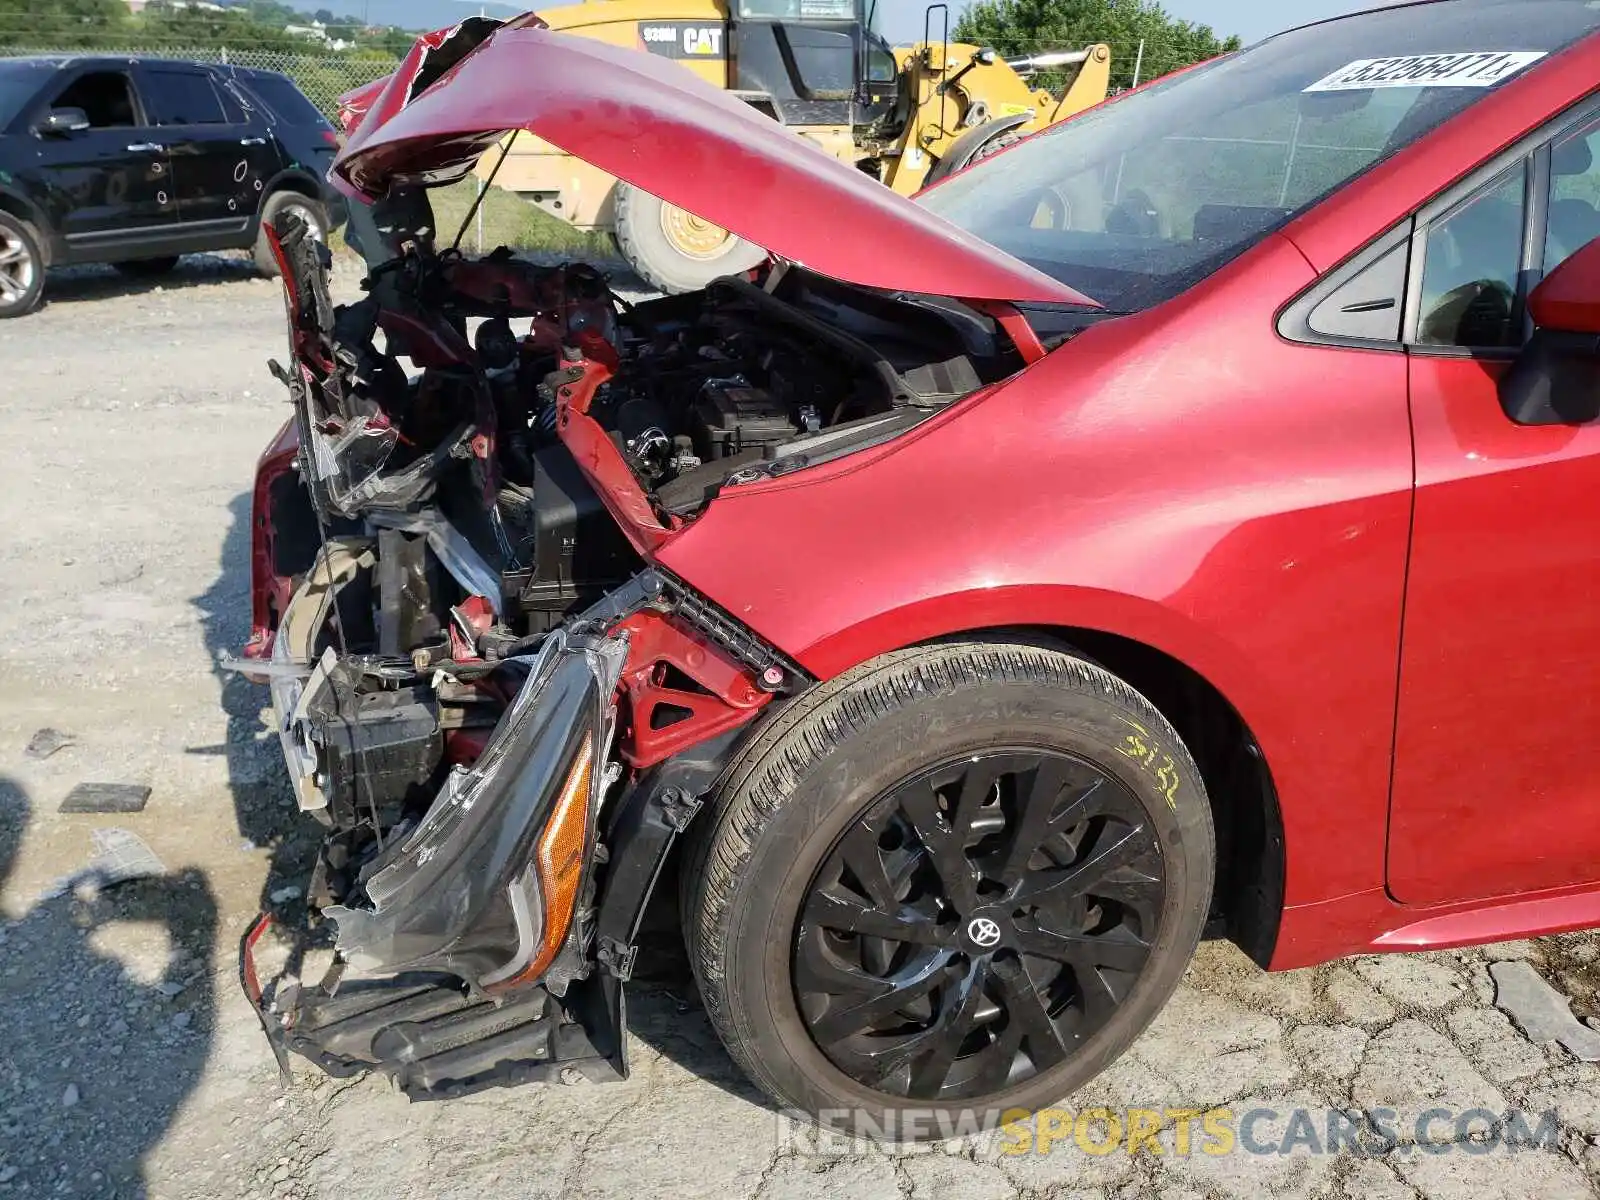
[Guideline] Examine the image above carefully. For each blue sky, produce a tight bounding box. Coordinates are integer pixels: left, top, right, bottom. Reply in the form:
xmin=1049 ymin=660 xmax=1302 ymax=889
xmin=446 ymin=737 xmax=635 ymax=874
xmin=873 ymin=0 xmax=1385 ymax=43
xmin=360 ymin=0 xmax=1392 ymax=46
xmin=1166 ymin=0 xmax=1382 ymax=42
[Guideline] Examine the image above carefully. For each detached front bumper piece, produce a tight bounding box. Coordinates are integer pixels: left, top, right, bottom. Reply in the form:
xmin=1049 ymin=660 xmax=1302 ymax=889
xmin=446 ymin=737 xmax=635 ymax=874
xmin=246 ymin=628 xmax=631 ymax=1097
xmin=259 ymin=963 xmax=627 ymax=1098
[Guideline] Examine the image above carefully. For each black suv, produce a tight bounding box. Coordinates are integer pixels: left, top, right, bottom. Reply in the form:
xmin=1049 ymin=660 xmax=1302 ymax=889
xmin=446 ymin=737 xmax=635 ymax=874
xmin=0 ymin=55 xmax=347 ymax=317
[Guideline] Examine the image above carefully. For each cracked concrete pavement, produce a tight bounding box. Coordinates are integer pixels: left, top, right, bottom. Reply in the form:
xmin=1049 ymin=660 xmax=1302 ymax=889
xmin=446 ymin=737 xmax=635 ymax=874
xmin=2 ymin=261 xmax=1600 ymax=1199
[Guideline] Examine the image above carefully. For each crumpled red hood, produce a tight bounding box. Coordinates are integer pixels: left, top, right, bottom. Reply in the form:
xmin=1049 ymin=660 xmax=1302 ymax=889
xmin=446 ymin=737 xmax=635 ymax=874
xmin=332 ymin=21 xmax=1095 ymax=307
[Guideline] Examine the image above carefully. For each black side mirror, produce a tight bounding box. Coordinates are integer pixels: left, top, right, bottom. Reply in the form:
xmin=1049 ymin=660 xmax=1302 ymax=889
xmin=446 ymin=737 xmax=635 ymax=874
xmin=1501 ymin=329 xmax=1600 ymax=425
xmin=36 ymin=108 xmax=90 ymax=136
xmin=1501 ymin=238 xmax=1600 ymax=425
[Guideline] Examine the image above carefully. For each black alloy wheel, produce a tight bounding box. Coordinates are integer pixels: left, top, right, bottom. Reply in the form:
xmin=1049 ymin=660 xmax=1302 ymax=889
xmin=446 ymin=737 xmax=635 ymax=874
xmin=682 ymin=641 xmax=1214 ymax=1137
xmin=794 ymin=749 xmax=1163 ymax=1101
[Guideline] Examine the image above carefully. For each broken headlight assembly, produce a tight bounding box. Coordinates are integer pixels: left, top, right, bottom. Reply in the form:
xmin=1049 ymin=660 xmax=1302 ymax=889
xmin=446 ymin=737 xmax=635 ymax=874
xmin=323 ymin=629 xmax=625 ymax=988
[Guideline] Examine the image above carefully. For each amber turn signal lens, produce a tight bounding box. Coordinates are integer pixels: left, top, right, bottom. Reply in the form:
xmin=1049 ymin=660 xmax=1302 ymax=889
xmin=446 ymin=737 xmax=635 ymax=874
xmin=499 ymin=739 xmax=593 ymax=988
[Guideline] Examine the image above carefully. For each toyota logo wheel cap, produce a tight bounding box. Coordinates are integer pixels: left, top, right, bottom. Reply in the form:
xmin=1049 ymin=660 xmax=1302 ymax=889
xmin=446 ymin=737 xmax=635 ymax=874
xmin=966 ymin=917 xmax=1002 ymax=948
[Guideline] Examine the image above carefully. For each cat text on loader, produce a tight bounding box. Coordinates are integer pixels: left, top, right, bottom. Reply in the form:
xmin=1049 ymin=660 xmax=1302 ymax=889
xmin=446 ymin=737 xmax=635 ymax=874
xmin=486 ymin=0 xmax=1110 ymax=292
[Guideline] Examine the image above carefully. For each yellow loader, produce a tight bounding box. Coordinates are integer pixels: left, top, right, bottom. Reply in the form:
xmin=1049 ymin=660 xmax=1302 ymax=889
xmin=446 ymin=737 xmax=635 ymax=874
xmin=487 ymin=0 xmax=1111 ymax=291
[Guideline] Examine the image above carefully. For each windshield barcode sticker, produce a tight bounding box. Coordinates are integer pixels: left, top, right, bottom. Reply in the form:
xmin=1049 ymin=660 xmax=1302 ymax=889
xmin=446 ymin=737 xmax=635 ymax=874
xmin=1304 ymin=51 xmax=1547 ymax=92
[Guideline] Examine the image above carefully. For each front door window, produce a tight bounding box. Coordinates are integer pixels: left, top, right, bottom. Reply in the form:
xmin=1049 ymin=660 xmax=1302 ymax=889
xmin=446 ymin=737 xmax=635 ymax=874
xmin=50 ymin=71 xmax=138 ymax=128
xmin=1415 ymin=163 xmax=1529 ymax=348
xmin=1545 ymin=117 xmax=1600 ymax=271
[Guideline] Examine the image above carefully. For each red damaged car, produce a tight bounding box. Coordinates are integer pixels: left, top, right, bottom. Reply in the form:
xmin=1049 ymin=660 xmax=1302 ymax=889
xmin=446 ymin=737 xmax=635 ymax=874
xmin=244 ymin=0 xmax=1600 ymax=1135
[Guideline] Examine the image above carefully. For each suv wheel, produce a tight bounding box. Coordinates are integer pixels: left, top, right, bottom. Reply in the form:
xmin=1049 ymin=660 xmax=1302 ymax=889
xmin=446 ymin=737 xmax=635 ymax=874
xmin=681 ymin=641 xmax=1215 ymax=1138
xmin=254 ymin=192 xmax=327 ymax=276
xmin=0 ymin=212 xmax=44 ymax=318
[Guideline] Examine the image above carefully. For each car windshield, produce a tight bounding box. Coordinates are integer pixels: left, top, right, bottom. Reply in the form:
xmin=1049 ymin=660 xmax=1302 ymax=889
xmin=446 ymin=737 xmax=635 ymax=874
xmin=0 ymin=63 xmax=51 ymax=128
xmin=918 ymin=0 xmax=1600 ymax=314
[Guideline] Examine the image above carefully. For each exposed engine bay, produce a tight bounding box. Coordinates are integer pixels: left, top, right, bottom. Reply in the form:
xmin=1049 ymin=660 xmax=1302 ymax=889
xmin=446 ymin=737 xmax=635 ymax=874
xmin=241 ymin=199 xmax=1025 ymax=1096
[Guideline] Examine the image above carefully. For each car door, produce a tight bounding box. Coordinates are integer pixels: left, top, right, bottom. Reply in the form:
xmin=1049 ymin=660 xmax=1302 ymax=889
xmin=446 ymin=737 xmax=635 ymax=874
xmin=26 ymin=66 xmax=175 ymax=249
xmin=1389 ymin=100 xmax=1600 ymax=907
xmin=137 ymin=64 xmax=277 ymax=235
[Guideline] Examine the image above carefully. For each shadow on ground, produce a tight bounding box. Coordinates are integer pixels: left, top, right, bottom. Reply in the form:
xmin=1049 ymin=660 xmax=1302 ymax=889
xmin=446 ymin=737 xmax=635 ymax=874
xmin=191 ymin=491 xmax=317 ymax=917
xmin=615 ymin=872 xmax=780 ymax=1113
xmin=0 ymin=777 xmax=217 ymax=1197
xmin=40 ymin=254 xmax=263 ymax=311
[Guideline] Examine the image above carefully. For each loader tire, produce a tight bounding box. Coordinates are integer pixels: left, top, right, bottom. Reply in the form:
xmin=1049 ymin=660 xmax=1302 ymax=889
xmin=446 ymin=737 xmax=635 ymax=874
xmin=925 ymin=121 xmax=1026 ymax=185
xmin=613 ymin=182 xmax=766 ymax=294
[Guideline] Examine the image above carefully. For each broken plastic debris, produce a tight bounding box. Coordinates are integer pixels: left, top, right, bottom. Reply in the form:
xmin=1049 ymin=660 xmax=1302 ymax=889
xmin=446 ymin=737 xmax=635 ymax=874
xmin=24 ymin=728 xmax=73 ymax=760
xmin=60 ymin=783 xmax=151 ymax=814
xmin=269 ymin=884 xmax=303 ymax=904
xmin=89 ymin=827 xmax=167 ymax=883
xmin=39 ymin=828 xmax=166 ymax=901
xmin=216 ymin=654 xmax=312 ymax=679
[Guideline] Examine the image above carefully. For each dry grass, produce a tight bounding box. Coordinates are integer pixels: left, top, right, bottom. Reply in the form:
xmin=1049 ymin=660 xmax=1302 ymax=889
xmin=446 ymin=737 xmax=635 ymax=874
xmin=427 ymin=178 xmax=612 ymax=257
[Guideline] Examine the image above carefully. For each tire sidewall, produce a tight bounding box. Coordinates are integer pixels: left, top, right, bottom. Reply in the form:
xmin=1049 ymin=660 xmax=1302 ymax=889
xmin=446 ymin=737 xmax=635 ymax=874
xmin=710 ymin=669 xmax=1211 ymax=1134
xmin=0 ymin=212 xmax=44 ymax=318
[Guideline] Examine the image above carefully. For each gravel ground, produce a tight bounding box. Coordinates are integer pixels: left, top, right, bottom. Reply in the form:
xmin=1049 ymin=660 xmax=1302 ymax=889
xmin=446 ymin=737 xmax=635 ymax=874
xmin=3 ymin=256 xmax=1600 ymax=1199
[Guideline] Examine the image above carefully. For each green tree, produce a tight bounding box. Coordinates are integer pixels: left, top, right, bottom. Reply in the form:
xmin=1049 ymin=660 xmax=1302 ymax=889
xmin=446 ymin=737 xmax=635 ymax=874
xmin=953 ymin=0 xmax=1241 ymax=92
xmin=230 ymin=2 xmax=304 ymax=26
xmin=0 ymin=0 xmax=129 ymax=48
xmin=138 ymin=1 xmax=324 ymax=52
xmin=362 ymin=27 xmax=418 ymax=58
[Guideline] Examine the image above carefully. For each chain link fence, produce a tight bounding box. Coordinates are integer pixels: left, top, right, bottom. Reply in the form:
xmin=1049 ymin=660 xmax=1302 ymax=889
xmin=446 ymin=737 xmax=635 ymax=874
xmin=2 ymin=47 xmax=395 ymax=120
